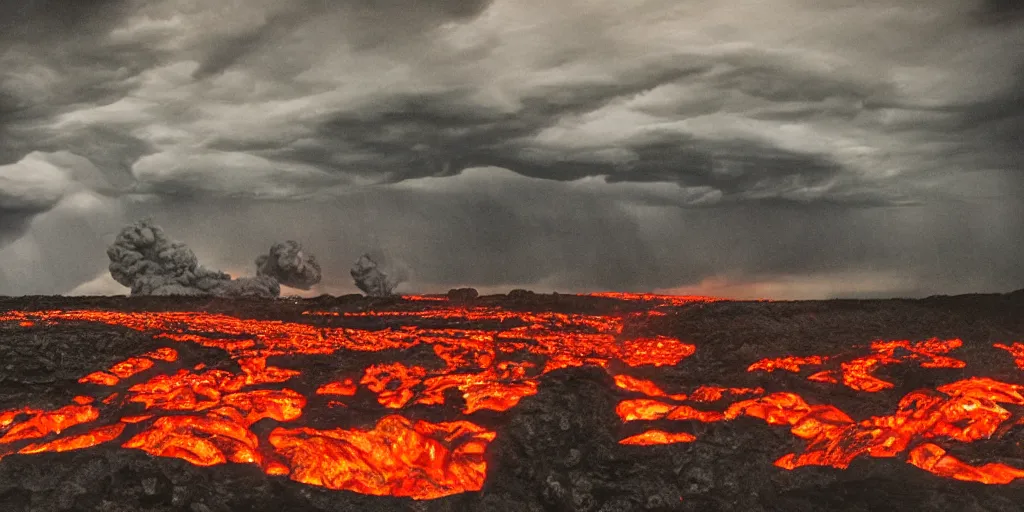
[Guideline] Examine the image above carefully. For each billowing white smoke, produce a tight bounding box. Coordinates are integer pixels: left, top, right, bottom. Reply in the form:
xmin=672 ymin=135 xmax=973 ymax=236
xmin=350 ymin=252 xmax=409 ymax=297
xmin=107 ymin=220 xmax=319 ymax=298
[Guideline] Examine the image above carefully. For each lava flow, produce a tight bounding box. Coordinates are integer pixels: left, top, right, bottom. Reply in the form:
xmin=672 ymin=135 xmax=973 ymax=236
xmin=0 ymin=297 xmax=697 ymax=499
xmin=747 ymin=338 xmax=967 ymax=392
xmin=1 ymin=295 xmax=1023 ymax=499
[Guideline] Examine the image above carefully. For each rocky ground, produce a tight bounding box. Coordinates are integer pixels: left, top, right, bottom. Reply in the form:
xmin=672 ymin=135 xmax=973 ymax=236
xmin=0 ymin=290 xmax=1022 ymax=512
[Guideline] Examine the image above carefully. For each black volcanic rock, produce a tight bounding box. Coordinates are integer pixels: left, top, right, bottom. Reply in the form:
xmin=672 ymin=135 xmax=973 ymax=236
xmin=447 ymin=288 xmax=479 ymax=302
xmin=507 ymin=289 xmax=536 ymax=300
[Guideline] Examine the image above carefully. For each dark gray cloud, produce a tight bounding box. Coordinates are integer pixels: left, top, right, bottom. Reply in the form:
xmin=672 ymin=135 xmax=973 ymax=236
xmin=106 ymin=219 xmax=283 ymax=297
xmin=0 ymin=212 xmax=34 ymax=247
xmin=0 ymin=0 xmax=130 ymax=40
xmin=350 ymin=252 xmax=408 ymax=297
xmin=0 ymin=0 xmax=1022 ymax=298
xmin=976 ymin=0 xmax=1024 ymax=25
xmin=256 ymin=240 xmax=323 ymax=290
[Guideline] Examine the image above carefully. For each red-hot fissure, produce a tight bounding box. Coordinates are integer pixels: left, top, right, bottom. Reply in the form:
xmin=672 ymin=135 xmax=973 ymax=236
xmin=0 ymin=294 xmax=1022 ymax=498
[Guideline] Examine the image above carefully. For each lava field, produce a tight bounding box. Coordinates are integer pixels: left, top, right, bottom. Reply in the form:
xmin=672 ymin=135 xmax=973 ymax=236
xmin=0 ymin=290 xmax=1023 ymax=512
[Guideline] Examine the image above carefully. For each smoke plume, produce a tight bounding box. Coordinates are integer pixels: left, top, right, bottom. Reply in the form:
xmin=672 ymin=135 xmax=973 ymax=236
xmin=106 ymin=219 xmax=285 ymax=297
xmin=350 ymin=252 xmax=409 ymax=297
xmin=255 ymin=240 xmax=322 ymax=290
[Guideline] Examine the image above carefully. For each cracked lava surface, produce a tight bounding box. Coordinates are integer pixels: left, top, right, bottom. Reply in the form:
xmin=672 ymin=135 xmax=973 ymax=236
xmin=1 ymin=294 xmax=1023 ymax=499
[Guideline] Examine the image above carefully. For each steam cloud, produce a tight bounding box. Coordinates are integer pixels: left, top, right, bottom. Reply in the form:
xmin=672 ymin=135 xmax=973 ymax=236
xmin=255 ymin=240 xmax=322 ymax=290
xmin=107 ymin=220 xmax=322 ymax=297
xmin=351 ymin=252 xmax=409 ymax=297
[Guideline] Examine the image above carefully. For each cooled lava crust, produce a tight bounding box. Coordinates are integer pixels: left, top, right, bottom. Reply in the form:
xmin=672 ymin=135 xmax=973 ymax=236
xmin=0 ymin=290 xmax=1023 ymax=512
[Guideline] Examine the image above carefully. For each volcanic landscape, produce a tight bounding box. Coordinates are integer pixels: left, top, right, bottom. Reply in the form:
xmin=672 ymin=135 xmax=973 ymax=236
xmin=1 ymin=290 xmax=1023 ymax=512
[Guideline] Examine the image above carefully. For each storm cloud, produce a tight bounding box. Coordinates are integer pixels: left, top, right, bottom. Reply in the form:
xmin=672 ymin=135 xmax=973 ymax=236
xmin=351 ymin=252 xmax=410 ymax=297
xmin=0 ymin=0 xmax=1022 ymax=298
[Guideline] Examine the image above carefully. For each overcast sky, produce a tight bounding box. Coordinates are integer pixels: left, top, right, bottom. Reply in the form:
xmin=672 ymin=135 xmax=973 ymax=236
xmin=1 ymin=0 xmax=1022 ymax=299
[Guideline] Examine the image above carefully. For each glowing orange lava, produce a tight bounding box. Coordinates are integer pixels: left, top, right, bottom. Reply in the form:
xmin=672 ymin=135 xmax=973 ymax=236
xmin=1 ymin=301 xmax=1022 ymax=498
xmin=995 ymin=342 xmax=1024 ymax=369
xmin=620 ymin=430 xmax=697 ymax=446
xmin=79 ymin=348 xmax=179 ymax=386
xmin=316 ymin=379 xmax=357 ymax=396
xmin=748 ymin=338 xmax=966 ymax=392
xmin=616 ymin=376 xmax=1024 ymax=484
xmin=0 ymin=300 xmax=693 ymax=498
xmin=269 ymin=416 xmax=495 ymax=499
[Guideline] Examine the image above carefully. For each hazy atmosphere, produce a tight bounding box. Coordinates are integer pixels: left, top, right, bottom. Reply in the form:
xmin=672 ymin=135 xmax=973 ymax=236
xmin=1 ymin=0 xmax=1022 ymax=299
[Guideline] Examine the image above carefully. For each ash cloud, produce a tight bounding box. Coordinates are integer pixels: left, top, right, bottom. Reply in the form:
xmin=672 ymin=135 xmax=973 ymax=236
xmin=106 ymin=219 xmax=292 ymax=297
xmin=350 ymin=252 xmax=409 ymax=297
xmin=255 ymin=240 xmax=322 ymax=290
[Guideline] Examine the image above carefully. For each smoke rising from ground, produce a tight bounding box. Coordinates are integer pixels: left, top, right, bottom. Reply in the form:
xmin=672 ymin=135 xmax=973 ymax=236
xmin=350 ymin=252 xmax=409 ymax=297
xmin=255 ymin=240 xmax=322 ymax=290
xmin=107 ymin=219 xmax=326 ymax=297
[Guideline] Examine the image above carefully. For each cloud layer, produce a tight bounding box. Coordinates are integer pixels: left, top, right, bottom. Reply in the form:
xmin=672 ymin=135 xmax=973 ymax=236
xmin=1 ymin=0 xmax=1022 ymax=297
